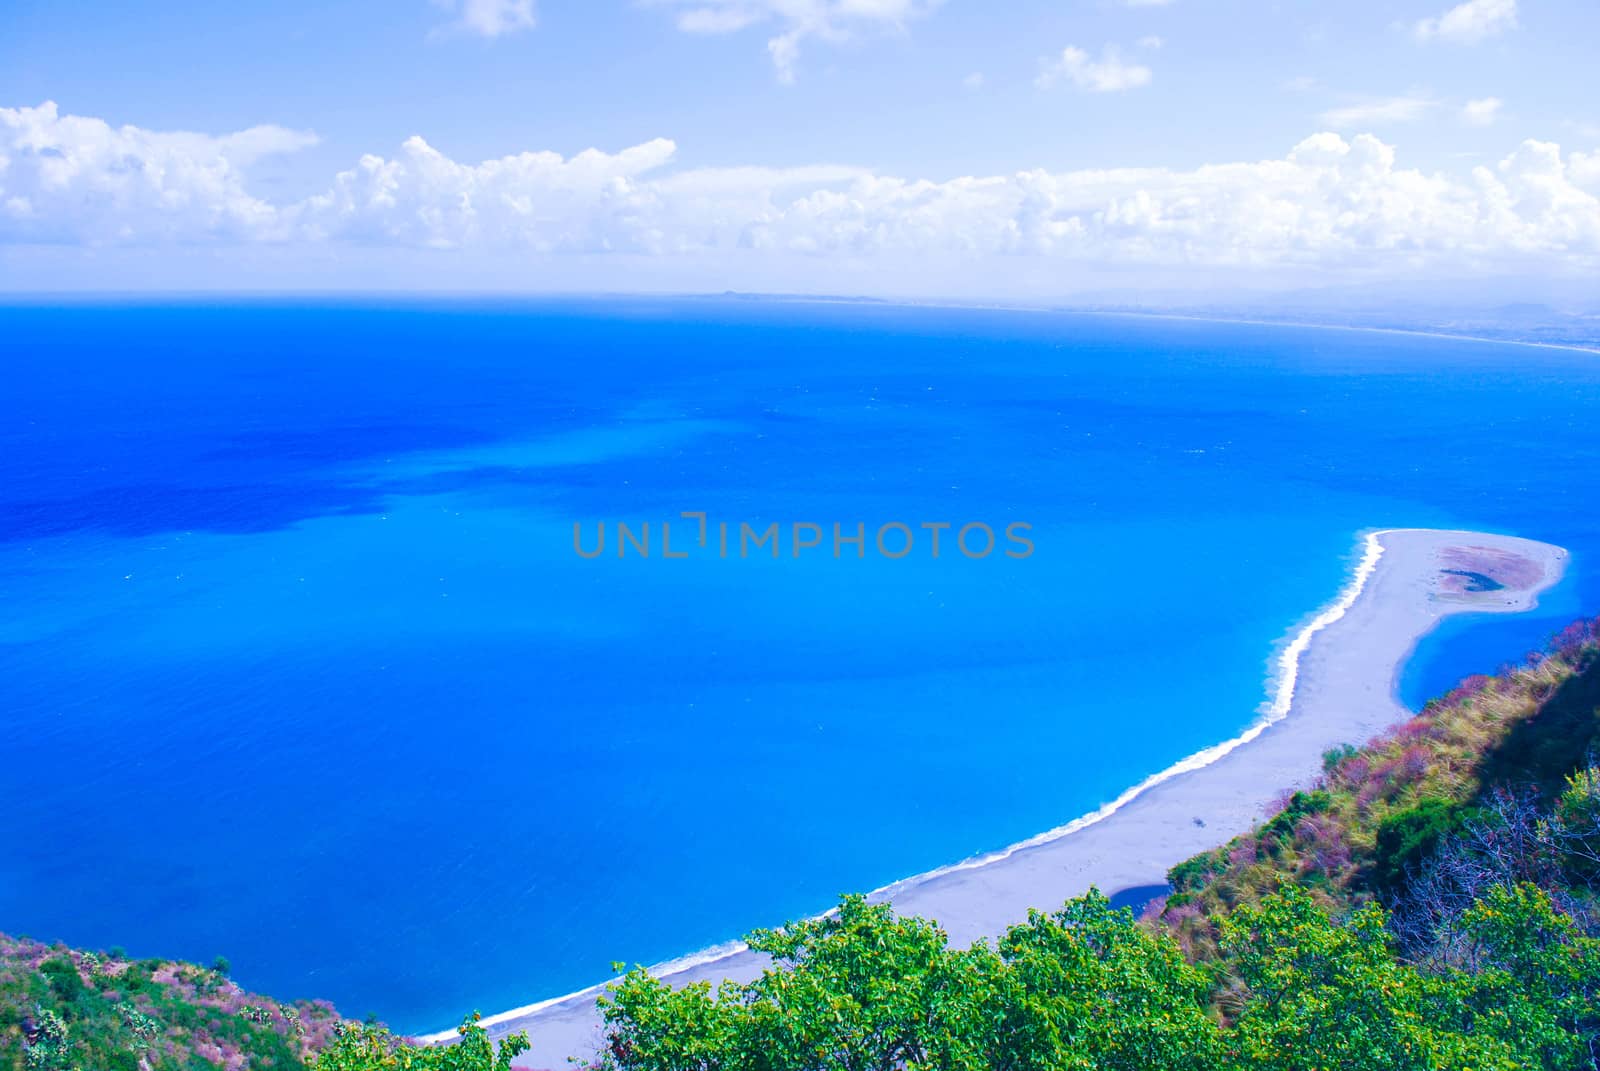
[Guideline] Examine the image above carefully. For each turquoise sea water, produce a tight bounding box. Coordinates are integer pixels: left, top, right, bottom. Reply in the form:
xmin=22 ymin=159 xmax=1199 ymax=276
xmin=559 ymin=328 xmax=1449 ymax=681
xmin=2 ymin=298 xmax=1596 ymax=1029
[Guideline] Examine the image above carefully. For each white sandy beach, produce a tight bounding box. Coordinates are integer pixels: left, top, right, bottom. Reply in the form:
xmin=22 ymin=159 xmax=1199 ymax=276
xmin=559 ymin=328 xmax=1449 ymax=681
xmin=442 ymin=527 xmax=1568 ymax=1069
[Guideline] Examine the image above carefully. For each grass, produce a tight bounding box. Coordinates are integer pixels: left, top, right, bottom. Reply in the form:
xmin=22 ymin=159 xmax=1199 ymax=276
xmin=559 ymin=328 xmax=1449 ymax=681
xmin=1153 ymin=615 xmax=1600 ymax=963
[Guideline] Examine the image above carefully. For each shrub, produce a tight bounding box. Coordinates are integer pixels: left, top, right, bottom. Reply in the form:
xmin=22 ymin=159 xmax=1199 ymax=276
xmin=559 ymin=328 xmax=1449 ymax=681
xmin=38 ymin=958 xmax=86 ymax=1006
xmin=1322 ymin=743 xmax=1360 ymax=773
xmin=1372 ymin=797 xmax=1467 ymax=900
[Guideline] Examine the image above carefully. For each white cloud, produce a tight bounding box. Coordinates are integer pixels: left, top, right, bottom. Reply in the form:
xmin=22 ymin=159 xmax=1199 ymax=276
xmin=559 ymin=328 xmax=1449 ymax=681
xmin=1037 ymin=45 xmax=1152 ymax=93
xmin=0 ymin=101 xmax=316 ymax=243
xmin=4 ymin=102 xmax=1599 ymax=282
xmin=649 ymin=0 xmax=940 ymax=83
xmin=1414 ymin=0 xmax=1517 ymax=44
xmin=1137 ymin=35 xmax=1164 ymax=50
xmin=1320 ymin=95 xmax=1436 ymax=128
xmin=431 ymin=0 xmax=537 ymax=38
xmin=1571 ymin=151 xmax=1600 ymax=194
xmin=962 ymin=72 xmax=985 ymax=89
xmin=1462 ymin=97 xmax=1504 ymax=126
xmin=301 ymin=134 xmax=680 ymax=251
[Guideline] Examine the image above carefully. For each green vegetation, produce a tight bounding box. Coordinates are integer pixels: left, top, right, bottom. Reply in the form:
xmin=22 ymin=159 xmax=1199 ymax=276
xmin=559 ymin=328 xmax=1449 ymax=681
xmin=595 ymin=879 xmax=1598 ymax=1070
xmin=1 ymin=939 xmax=344 ymax=1071
xmin=600 ymin=889 xmax=1222 ymax=1071
xmin=1371 ymin=795 xmax=1463 ymax=897
xmin=8 ymin=617 xmax=1600 ymax=1070
xmin=314 ymin=1016 xmax=528 ymax=1071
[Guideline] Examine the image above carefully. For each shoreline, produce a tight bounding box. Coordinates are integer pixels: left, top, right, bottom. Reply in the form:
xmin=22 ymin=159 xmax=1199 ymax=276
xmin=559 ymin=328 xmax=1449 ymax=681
xmin=432 ymin=527 xmax=1568 ymax=1066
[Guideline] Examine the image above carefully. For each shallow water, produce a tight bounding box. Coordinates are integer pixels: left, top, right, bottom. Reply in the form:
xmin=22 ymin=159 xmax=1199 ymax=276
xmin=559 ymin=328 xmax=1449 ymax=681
xmin=2 ymin=298 xmax=1597 ymax=1028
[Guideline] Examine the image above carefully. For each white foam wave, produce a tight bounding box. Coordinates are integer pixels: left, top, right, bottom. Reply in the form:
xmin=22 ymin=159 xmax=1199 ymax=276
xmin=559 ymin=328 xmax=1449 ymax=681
xmin=416 ymin=938 xmax=755 ymax=1043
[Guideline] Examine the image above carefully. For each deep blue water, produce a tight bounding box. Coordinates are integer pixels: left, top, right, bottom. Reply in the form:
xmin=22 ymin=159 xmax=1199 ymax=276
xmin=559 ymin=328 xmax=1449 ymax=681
xmin=2 ymin=298 xmax=1597 ymax=1030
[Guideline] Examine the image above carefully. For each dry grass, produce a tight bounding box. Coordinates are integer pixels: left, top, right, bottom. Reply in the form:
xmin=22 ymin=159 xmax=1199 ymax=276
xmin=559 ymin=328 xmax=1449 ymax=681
xmin=1152 ymin=616 xmax=1600 ymax=962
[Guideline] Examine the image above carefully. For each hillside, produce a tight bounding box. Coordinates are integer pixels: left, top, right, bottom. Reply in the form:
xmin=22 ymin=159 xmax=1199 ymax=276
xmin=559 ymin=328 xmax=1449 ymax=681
xmin=1155 ymin=617 xmax=1600 ymax=962
xmin=0 ymin=938 xmax=344 ymax=1071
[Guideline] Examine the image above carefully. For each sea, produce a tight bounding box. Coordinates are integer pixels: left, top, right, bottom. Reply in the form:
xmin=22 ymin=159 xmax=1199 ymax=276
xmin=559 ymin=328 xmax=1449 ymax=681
xmin=2 ymin=297 xmax=1596 ymax=1030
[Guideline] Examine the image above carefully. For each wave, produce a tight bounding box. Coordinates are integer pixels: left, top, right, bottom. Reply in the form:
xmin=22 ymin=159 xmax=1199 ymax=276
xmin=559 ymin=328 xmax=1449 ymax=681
xmin=423 ymin=528 xmax=1394 ymax=1042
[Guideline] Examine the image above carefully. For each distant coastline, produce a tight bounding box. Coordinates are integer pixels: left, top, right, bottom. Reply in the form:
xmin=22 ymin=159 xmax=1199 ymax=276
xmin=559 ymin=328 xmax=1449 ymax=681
xmin=6 ymin=292 xmax=1596 ymax=356
xmin=705 ymin=294 xmax=1600 ymax=357
xmin=428 ymin=527 xmax=1570 ymax=1065
xmin=672 ymin=292 xmax=1600 ymax=357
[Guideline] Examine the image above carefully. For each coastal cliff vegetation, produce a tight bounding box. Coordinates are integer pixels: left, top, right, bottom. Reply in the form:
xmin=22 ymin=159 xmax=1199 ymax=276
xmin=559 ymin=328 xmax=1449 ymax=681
xmin=1158 ymin=616 xmax=1600 ymax=963
xmin=7 ymin=618 xmax=1600 ymax=1071
xmin=0 ymin=940 xmax=342 ymax=1071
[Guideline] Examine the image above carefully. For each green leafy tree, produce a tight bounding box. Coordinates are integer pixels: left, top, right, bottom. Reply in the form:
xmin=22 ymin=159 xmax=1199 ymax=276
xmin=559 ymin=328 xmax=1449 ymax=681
xmin=1220 ymin=886 xmax=1527 ymax=1071
xmin=1460 ymin=883 xmax=1600 ymax=1069
xmin=315 ymin=1014 xmax=530 ymax=1071
xmin=735 ymin=895 xmax=999 ymax=1071
xmin=597 ymin=970 xmax=747 ymax=1071
xmin=990 ymin=889 xmax=1223 ymax=1071
xmin=603 ymin=893 xmax=1001 ymax=1071
xmin=1554 ymin=765 xmax=1600 ymax=882
xmin=602 ymin=891 xmax=1227 ymax=1071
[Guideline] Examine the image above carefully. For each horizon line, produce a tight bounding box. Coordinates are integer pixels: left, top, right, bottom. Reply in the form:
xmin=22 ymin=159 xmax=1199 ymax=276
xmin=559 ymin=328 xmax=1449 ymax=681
xmin=2 ymin=290 xmax=1595 ymax=357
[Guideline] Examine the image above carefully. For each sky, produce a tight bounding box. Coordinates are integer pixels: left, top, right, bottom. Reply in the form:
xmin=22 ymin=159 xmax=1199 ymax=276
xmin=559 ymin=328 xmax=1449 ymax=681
xmin=2 ymin=0 xmax=1598 ymax=300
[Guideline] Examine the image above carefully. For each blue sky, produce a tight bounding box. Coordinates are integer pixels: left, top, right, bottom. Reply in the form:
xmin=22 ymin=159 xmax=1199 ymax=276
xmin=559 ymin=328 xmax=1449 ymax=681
xmin=2 ymin=0 xmax=1597 ymax=298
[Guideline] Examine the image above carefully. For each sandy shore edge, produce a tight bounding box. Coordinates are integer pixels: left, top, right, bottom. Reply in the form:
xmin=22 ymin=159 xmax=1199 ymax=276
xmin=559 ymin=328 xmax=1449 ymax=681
xmin=433 ymin=527 xmax=1568 ymax=1067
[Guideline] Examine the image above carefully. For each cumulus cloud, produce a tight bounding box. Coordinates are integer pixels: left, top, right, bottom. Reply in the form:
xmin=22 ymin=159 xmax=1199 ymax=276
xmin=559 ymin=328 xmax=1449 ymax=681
xmin=3 ymin=101 xmax=1599 ymax=280
xmin=301 ymin=134 xmax=681 ymax=251
xmin=649 ymin=0 xmax=940 ymax=83
xmin=1462 ymin=97 xmax=1504 ymax=126
xmin=0 ymin=101 xmax=316 ymax=242
xmin=1414 ymin=0 xmax=1518 ymax=44
xmin=1036 ymin=45 xmax=1152 ymax=93
xmin=1320 ymin=95 xmax=1436 ymax=128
